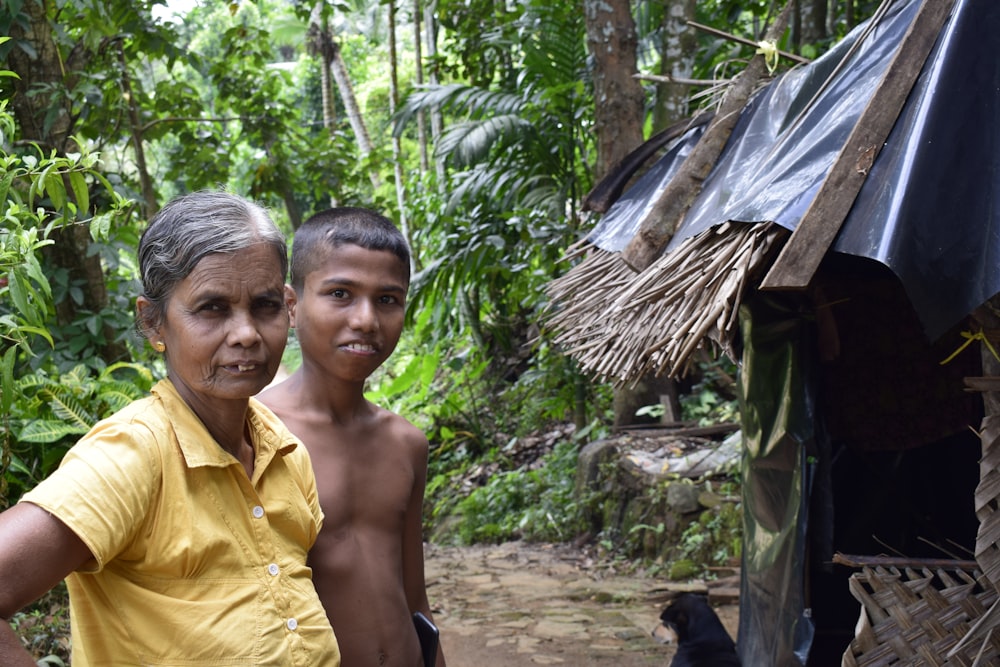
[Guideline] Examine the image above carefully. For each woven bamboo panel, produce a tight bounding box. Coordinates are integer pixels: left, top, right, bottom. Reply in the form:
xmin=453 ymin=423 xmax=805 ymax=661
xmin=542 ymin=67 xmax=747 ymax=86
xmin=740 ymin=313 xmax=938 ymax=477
xmin=842 ymin=565 xmax=1000 ymax=666
xmin=976 ymin=414 xmax=1000 ymax=591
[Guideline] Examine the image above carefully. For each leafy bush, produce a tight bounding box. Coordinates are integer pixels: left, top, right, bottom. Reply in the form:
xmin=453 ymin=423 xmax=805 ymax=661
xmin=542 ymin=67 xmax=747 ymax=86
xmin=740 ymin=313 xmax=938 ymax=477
xmin=10 ymin=582 xmax=71 ymax=666
xmin=669 ymin=481 xmax=743 ymax=580
xmin=680 ymin=355 xmax=739 ymax=425
xmin=4 ymin=362 xmax=154 ymax=504
xmin=437 ymin=431 xmax=601 ymax=545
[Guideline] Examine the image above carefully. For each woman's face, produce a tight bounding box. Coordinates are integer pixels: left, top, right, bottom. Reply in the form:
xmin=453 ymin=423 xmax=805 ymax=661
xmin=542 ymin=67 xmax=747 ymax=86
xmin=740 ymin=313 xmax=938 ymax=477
xmin=143 ymin=243 xmax=289 ymax=413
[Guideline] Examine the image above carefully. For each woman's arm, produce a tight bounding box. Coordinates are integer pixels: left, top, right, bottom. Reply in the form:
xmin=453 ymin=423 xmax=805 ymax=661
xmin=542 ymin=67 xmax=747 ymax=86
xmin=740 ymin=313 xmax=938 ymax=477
xmin=0 ymin=503 xmax=94 ymax=666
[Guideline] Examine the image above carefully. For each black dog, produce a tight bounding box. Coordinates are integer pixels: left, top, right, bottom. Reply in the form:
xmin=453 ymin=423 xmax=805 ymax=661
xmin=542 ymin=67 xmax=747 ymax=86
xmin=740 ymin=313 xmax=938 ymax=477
xmin=652 ymin=593 xmax=741 ymax=666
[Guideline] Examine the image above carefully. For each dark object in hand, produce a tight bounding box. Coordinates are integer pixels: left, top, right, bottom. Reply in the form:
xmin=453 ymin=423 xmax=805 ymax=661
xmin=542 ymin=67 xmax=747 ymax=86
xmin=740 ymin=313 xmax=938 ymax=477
xmin=413 ymin=611 xmax=439 ymax=667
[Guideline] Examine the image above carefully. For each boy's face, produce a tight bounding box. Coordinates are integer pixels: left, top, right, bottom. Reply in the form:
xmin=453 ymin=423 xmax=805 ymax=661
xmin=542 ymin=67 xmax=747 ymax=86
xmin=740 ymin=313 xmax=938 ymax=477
xmin=290 ymin=243 xmax=408 ymax=384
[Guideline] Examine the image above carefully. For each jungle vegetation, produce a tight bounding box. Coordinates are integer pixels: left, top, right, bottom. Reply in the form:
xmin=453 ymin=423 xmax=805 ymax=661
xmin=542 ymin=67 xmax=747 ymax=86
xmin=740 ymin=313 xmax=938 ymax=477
xmin=2 ymin=0 xmax=882 ymax=556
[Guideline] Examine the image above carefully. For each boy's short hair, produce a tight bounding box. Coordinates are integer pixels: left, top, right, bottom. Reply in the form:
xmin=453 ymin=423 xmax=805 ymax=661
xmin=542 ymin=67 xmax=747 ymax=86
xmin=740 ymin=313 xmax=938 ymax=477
xmin=290 ymin=207 xmax=411 ymax=290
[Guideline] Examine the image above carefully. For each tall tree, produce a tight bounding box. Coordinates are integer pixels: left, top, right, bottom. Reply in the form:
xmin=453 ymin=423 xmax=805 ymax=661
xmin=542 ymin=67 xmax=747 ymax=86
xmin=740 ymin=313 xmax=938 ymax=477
xmin=306 ymin=2 xmax=382 ymax=194
xmin=412 ymin=0 xmax=429 ymax=173
xmin=653 ymin=0 xmax=698 ymax=130
xmin=395 ymin=0 xmax=593 ymax=366
xmin=584 ymin=0 xmax=646 ymax=179
xmin=585 ymin=0 xmax=684 ymax=426
xmin=2 ymin=0 xmax=148 ymax=365
xmin=387 ymin=0 xmax=410 ymax=246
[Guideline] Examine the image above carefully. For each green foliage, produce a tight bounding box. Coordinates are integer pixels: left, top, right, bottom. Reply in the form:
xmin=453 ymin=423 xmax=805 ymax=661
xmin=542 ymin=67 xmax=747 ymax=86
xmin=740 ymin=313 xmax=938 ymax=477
xmin=0 ymin=138 xmax=126 ymax=353
xmin=10 ymin=582 xmax=70 ymax=666
xmin=437 ymin=433 xmax=599 ymax=545
xmin=680 ymin=355 xmax=739 ymax=426
xmin=670 ymin=492 xmax=743 ymax=580
xmin=0 ymin=82 xmax=136 ymax=506
xmin=4 ymin=362 xmax=153 ymax=504
xmin=396 ymin=0 xmax=592 ymax=367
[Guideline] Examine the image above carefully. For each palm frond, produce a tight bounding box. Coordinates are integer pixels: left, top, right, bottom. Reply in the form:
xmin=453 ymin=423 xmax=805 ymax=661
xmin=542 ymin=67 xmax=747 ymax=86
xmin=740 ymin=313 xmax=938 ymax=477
xmin=394 ymin=84 xmax=525 ymax=137
xmin=521 ymin=13 xmax=587 ymax=88
xmin=438 ymin=114 xmax=534 ymax=167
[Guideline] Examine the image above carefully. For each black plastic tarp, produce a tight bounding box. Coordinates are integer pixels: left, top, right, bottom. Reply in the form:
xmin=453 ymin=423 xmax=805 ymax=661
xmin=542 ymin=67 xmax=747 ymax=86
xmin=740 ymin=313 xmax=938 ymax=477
xmin=588 ymin=0 xmax=1000 ymax=341
xmin=736 ymin=294 xmax=816 ymax=667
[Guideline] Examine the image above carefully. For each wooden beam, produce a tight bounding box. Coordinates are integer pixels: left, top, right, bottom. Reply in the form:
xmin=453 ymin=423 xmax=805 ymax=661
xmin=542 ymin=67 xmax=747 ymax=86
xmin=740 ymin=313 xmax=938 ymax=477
xmin=759 ymin=0 xmax=957 ymax=291
xmin=964 ymin=377 xmax=1000 ymax=393
xmin=832 ymin=553 xmax=980 ymax=571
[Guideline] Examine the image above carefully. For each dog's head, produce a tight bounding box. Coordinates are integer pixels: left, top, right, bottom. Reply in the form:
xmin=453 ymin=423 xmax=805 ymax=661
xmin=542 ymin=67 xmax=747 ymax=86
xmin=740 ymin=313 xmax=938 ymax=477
xmin=650 ymin=593 xmax=708 ymax=645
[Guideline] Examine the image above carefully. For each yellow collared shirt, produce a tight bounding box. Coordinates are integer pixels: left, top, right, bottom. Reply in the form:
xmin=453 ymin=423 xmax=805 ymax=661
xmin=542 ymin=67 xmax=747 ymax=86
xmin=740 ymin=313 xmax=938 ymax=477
xmin=21 ymin=379 xmax=341 ymax=666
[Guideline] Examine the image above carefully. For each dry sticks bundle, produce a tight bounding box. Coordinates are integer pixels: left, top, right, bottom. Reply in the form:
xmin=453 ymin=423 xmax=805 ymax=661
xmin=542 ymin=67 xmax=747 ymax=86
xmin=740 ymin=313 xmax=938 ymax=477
xmin=544 ymin=222 xmax=786 ymax=387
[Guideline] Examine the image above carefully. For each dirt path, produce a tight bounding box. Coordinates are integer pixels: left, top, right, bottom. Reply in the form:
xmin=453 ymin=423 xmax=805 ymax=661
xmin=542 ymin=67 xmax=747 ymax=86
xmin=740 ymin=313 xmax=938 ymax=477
xmin=424 ymin=541 xmax=739 ymax=666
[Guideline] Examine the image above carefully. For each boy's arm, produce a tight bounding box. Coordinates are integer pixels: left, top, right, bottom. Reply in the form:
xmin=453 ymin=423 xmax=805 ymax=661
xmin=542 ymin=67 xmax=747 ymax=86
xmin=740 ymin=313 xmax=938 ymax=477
xmin=0 ymin=503 xmax=93 ymax=667
xmin=401 ymin=432 xmax=447 ymax=667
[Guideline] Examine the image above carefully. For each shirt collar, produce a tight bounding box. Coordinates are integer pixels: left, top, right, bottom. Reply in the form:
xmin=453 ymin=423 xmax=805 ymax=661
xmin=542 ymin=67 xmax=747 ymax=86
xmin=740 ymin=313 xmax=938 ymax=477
xmin=150 ymin=379 xmax=299 ymax=472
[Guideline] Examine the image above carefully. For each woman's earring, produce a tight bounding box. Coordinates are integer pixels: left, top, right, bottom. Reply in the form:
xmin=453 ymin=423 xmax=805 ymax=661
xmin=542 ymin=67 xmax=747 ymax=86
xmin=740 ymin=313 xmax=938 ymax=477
xmin=153 ymin=341 xmax=166 ymax=353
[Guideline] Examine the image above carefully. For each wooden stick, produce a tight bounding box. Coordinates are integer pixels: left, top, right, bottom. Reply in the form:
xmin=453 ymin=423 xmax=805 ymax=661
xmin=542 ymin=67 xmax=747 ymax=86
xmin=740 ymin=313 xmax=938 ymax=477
xmin=686 ymin=20 xmax=811 ymax=65
xmin=832 ymin=552 xmax=980 ymax=570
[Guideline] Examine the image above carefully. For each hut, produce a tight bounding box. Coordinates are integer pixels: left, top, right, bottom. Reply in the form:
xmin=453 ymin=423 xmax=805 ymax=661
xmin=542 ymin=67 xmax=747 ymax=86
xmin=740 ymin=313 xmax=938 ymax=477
xmin=545 ymin=0 xmax=1000 ymax=664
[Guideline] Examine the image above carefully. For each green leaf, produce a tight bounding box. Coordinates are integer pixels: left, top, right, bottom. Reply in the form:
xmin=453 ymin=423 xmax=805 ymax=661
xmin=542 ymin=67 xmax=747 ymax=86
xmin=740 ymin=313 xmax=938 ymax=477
xmin=18 ymin=420 xmax=87 ymax=443
xmin=0 ymin=347 xmax=15 ymax=414
xmin=0 ymin=168 xmax=15 ymax=208
xmin=69 ymin=171 xmax=89 ymax=215
xmin=89 ymin=211 xmax=112 ymax=241
xmin=45 ymin=173 xmax=67 ymax=212
xmin=41 ymin=389 xmax=94 ymax=432
xmin=6 ymin=272 xmax=34 ymax=324
xmin=10 ymin=325 xmax=53 ymax=349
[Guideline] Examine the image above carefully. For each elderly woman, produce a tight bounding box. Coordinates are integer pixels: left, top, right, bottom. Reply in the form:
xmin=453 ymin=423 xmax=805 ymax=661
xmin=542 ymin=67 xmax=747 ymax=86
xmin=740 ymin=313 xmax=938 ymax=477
xmin=0 ymin=191 xmax=340 ymax=666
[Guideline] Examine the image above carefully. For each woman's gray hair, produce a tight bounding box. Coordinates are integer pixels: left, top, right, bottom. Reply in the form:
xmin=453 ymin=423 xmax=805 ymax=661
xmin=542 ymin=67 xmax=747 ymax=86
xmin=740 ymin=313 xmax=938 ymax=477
xmin=137 ymin=191 xmax=287 ymax=335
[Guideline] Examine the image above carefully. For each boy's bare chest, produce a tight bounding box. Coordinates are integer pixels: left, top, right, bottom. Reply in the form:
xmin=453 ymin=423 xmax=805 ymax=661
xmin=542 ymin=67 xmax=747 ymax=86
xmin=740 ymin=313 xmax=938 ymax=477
xmin=311 ymin=441 xmax=415 ymax=522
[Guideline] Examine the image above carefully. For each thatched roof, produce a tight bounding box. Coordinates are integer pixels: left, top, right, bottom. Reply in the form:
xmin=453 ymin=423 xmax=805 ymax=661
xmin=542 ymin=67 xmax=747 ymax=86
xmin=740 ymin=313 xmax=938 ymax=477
xmin=546 ymin=222 xmax=785 ymax=386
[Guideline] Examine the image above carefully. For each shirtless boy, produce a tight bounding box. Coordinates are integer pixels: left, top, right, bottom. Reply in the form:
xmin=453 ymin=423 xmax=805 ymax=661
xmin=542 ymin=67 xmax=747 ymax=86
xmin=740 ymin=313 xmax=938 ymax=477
xmin=260 ymin=207 xmax=445 ymax=667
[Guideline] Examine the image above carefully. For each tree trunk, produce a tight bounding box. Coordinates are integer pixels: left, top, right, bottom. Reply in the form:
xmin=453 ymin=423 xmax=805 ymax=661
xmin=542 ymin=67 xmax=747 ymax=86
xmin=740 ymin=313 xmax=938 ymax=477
xmin=424 ymin=0 xmax=446 ymax=187
xmin=653 ymin=0 xmax=697 ymax=132
xmin=308 ymin=2 xmax=340 ymax=208
xmin=793 ymin=0 xmax=829 ymax=49
xmin=306 ymin=6 xmax=382 ymax=196
xmin=116 ymin=42 xmax=158 ymax=216
xmin=387 ymin=0 xmax=411 ymax=254
xmin=309 ymin=2 xmax=338 ymax=135
xmin=584 ymin=0 xmax=646 ymax=178
xmin=585 ymin=0 xmax=676 ymax=427
xmin=412 ymin=0 xmax=429 ymax=174
xmin=6 ymin=0 xmax=127 ymax=363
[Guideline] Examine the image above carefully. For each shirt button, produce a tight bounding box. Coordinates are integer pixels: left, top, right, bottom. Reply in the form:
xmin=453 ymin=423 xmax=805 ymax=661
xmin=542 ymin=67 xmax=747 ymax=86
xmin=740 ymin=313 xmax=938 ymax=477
xmin=268 ymin=563 xmax=280 ymax=576
xmin=287 ymin=618 xmax=298 ymax=631
xmin=252 ymin=505 xmax=265 ymax=518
